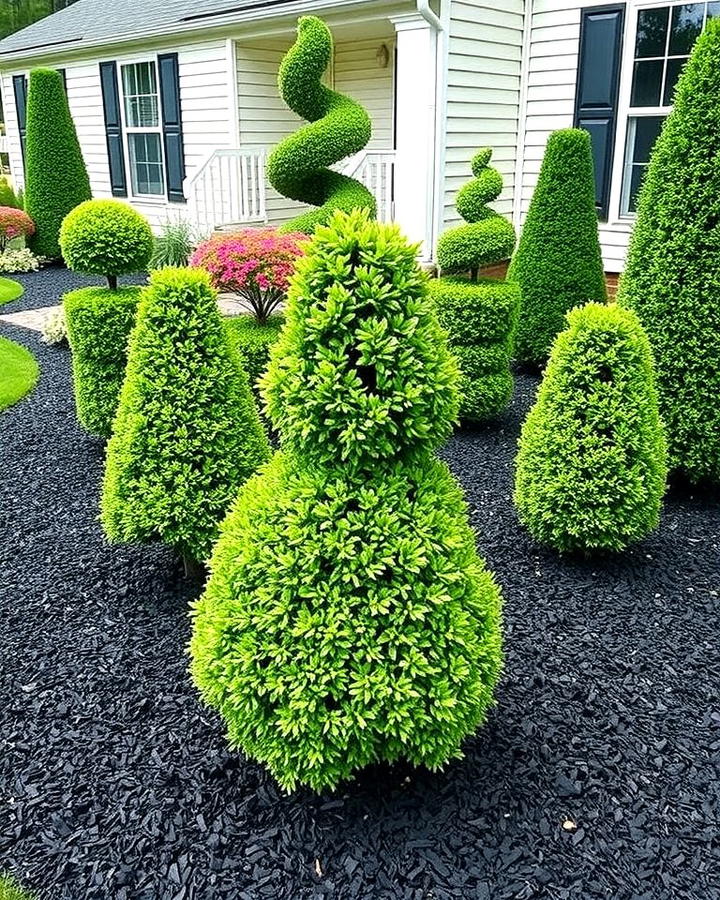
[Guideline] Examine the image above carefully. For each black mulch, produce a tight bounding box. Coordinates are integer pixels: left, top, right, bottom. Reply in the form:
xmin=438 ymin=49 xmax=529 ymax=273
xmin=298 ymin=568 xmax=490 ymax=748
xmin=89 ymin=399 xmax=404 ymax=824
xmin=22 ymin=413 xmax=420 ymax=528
xmin=1 ymin=270 xmax=719 ymax=900
xmin=2 ymin=269 xmax=147 ymax=314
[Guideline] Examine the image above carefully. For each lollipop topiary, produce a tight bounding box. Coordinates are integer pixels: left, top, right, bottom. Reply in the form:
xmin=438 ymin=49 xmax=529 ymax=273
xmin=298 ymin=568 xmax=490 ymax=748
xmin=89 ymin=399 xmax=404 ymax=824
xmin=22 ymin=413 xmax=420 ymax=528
xmin=430 ymin=149 xmax=519 ymax=421
xmin=266 ymin=16 xmax=375 ymax=234
xmin=190 ymin=208 xmax=504 ymax=792
xmin=514 ymin=303 xmax=667 ymax=553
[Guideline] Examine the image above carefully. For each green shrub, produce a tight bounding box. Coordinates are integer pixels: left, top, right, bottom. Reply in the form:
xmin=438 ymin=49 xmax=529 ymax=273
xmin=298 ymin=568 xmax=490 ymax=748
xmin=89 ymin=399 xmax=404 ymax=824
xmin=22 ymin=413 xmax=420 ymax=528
xmin=63 ymin=286 xmax=142 ymax=437
xmin=101 ymin=267 xmax=270 ymax=563
xmin=0 ymin=176 xmax=21 ymax=210
xmin=514 ymin=303 xmax=667 ymax=553
xmin=266 ymin=16 xmax=375 ymax=234
xmin=150 ymin=218 xmax=196 ymax=270
xmin=0 ymin=872 xmax=36 ymax=900
xmin=617 ymin=18 xmax=720 ymax=485
xmin=224 ymin=314 xmax=283 ymax=398
xmin=24 ymin=68 xmax=91 ymax=259
xmin=60 ymin=200 xmax=153 ymax=289
xmin=190 ymin=209 xmax=503 ymax=792
xmin=509 ymin=128 xmax=606 ymax=368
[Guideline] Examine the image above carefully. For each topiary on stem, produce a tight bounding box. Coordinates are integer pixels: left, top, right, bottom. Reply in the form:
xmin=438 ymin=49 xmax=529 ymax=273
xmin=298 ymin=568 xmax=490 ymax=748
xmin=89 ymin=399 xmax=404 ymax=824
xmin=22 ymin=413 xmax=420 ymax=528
xmin=190 ymin=208 xmax=504 ymax=792
xmin=509 ymin=128 xmax=607 ymax=368
xmin=266 ymin=16 xmax=375 ymax=234
xmin=514 ymin=303 xmax=667 ymax=553
xmin=24 ymin=68 xmax=91 ymax=259
xmin=617 ymin=18 xmax=720 ymax=485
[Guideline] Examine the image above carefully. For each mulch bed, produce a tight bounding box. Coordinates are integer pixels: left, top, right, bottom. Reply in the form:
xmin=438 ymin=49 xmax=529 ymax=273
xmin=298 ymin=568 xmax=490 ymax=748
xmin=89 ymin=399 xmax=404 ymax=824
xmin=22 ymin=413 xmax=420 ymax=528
xmin=1 ymin=270 xmax=719 ymax=900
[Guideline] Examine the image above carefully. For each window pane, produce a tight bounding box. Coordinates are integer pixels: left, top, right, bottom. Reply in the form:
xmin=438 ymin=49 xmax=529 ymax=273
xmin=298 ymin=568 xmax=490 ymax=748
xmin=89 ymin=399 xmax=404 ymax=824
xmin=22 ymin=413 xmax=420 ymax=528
xmin=709 ymin=2 xmax=720 ymax=18
xmin=669 ymin=3 xmax=704 ymax=54
xmin=631 ymin=59 xmax=663 ymax=106
xmin=129 ymin=133 xmax=164 ymax=196
xmin=633 ymin=115 xmax=665 ymax=164
xmin=635 ymin=7 xmax=669 ymax=57
xmin=122 ymin=61 xmax=159 ymax=128
xmin=663 ymin=56 xmax=689 ymax=105
xmin=622 ymin=116 xmax=666 ymax=214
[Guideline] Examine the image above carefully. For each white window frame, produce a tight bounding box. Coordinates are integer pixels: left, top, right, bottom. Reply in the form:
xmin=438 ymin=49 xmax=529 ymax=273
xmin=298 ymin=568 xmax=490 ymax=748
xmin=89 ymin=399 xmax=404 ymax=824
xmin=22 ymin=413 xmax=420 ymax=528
xmin=118 ymin=56 xmax=166 ymax=202
xmin=609 ymin=0 xmax=716 ymax=223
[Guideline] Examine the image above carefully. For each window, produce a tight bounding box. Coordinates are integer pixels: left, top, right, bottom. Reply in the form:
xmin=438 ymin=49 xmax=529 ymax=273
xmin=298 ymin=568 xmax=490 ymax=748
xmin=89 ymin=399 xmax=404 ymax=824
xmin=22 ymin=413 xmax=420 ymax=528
xmin=621 ymin=2 xmax=720 ymax=214
xmin=121 ymin=61 xmax=164 ymax=197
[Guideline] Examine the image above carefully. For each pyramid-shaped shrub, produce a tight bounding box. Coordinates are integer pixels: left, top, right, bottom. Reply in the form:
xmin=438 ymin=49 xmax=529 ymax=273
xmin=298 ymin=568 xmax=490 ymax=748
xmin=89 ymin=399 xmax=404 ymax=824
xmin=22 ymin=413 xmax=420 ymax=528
xmin=429 ymin=148 xmax=519 ymax=421
xmin=514 ymin=303 xmax=667 ymax=553
xmin=190 ymin=209 xmax=504 ymax=792
xmin=101 ymin=267 xmax=270 ymax=564
xmin=617 ymin=18 xmax=720 ymax=485
xmin=509 ymin=129 xmax=606 ymax=368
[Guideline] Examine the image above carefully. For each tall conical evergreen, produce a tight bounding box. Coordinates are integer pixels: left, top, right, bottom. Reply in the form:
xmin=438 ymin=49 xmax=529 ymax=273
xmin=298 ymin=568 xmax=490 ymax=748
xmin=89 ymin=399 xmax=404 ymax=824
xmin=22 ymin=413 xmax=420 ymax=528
xmin=618 ymin=18 xmax=720 ymax=485
xmin=514 ymin=303 xmax=667 ymax=553
xmin=509 ymin=128 xmax=606 ymax=367
xmin=190 ymin=209 xmax=504 ymax=792
xmin=101 ymin=268 xmax=270 ymax=564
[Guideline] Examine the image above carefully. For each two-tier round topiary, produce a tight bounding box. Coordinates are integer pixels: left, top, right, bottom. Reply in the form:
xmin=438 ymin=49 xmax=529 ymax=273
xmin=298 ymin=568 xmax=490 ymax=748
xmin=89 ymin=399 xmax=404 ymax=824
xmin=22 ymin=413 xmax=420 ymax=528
xmin=429 ymin=149 xmax=519 ymax=421
xmin=190 ymin=208 xmax=504 ymax=792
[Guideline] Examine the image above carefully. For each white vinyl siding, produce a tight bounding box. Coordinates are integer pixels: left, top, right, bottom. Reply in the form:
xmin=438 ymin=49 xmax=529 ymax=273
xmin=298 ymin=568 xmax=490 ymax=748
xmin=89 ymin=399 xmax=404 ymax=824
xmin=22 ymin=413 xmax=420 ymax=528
xmin=443 ymin=0 xmax=525 ymax=229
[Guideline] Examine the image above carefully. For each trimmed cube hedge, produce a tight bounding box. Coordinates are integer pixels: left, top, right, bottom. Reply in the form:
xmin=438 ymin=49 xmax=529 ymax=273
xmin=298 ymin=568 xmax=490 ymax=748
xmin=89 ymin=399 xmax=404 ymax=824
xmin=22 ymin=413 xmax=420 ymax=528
xmin=63 ymin=286 xmax=141 ymax=437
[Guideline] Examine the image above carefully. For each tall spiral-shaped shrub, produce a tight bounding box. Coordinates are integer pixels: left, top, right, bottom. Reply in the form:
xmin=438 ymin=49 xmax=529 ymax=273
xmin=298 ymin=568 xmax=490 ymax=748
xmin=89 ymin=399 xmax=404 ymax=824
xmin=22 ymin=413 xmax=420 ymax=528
xmin=266 ymin=16 xmax=375 ymax=234
xmin=429 ymin=149 xmax=519 ymax=421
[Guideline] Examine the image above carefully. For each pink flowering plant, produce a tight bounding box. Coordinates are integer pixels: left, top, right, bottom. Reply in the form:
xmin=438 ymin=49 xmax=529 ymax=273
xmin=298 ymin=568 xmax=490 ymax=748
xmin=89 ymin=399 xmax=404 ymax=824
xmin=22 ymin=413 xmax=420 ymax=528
xmin=190 ymin=227 xmax=307 ymax=323
xmin=0 ymin=206 xmax=35 ymax=253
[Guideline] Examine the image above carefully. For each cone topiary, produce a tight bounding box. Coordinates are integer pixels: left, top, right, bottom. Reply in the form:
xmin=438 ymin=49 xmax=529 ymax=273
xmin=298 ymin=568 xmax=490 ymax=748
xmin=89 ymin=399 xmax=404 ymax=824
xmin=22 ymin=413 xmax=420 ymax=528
xmin=24 ymin=68 xmax=91 ymax=259
xmin=0 ymin=176 xmax=21 ymax=210
xmin=101 ymin=267 xmax=270 ymax=564
xmin=617 ymin=18 xmax=720 ymax=485
xmin=514 ymin=303 xmax=667 ymax=553
xmin=430 ymin=148 xmax=519 ymax=421
xmin=266 ymin=16 xmax=375 ymax=234
xmin=509 ymin=128 xmax=606 ymax=368
xmin=190 ymin=209 xmax=504 ymax=792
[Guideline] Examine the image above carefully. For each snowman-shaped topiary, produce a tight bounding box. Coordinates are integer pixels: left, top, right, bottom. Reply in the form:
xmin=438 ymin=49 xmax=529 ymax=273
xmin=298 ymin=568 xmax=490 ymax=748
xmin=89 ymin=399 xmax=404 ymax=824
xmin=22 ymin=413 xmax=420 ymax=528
xmin=190 ymin=208 xmax=504 ymax=792
xmin=429 ymin=148 xmax=519 ymax=421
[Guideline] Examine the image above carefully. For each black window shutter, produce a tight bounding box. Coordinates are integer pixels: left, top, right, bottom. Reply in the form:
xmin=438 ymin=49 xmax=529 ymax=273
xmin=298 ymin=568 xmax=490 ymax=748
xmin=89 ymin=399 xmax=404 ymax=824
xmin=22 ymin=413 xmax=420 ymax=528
xmin=574 ymin=5 xmax=625 ymax=220
xmin=12 ymin=74 xmax=28 ymax=165
xmin=99 ymin=61 xmax=128 ymax=197
xmin=158 ymin=53 xmax=186 ymax=203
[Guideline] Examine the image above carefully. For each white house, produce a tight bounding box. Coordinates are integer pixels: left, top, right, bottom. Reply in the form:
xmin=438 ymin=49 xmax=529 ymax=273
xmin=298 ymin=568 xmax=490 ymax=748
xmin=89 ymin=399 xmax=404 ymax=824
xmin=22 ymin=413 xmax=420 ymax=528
xmin=0 ymin=0 xmax=713 ymax=273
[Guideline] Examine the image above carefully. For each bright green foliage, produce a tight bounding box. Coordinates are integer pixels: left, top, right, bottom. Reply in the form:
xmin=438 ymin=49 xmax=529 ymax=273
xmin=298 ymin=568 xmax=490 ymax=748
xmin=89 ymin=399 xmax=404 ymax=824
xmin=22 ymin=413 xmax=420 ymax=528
xmin=509 ymin=128 xmax=606 ymax=368
xmin=150 ymin=219 xmax=195 ymax=269
xmin=102 ymin=267 xmax=270 ymax=563
xmin=0 ymin=336 xmax=39 ymax=412
xmin=617 ymin=19 xmax=720 ymax=485
xmin=514 ymin=303 xmax=667 ymax=553
xmin=266 ymin=16 xmax=375 ymax=234
xmin=428 ymin=276 xmax=520 ymax=421
xmin=436 ymin=148 xmax=516 ymax=279
xmin=0 ymin=873 xmax=35 ymax=900
xmin=60 ymin=200 xmax=153 ymax=289
xmin=24 ymin=68 xmax=91 ymax=259
xmin=224 ymin=314 xmax=283 ymax=398
xmin=63 ymin=286 xmax=141 ymax=437
xmin=190 ymin=209 xmax=503 ymax=792
xmin=0 ymin=176 xmax=21 ymax=209
xmin=0 ymin=276 xmax=23 ymax=305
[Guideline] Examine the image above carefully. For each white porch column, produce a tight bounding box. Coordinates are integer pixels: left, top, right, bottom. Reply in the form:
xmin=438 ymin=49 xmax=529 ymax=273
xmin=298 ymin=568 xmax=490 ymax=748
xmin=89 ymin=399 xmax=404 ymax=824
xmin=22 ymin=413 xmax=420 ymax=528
xmin=391 ymin=14 xmax=439 ymax=259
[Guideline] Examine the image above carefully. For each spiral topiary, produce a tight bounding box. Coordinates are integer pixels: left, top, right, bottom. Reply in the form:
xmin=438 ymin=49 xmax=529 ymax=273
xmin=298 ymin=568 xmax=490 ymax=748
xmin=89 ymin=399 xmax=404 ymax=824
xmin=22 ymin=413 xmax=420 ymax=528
xmin=430 ymin=148 xmax=518 ymax=421
xmin=190 ymin=208 xmax=504 ymax=792
xmin=266 ymin=16 xmax=376 ymax=234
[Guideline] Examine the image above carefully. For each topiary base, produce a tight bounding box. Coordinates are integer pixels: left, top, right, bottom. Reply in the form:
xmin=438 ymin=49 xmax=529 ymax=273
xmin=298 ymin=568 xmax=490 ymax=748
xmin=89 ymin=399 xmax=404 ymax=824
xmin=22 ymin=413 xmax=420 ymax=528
xmin=428 ymin=276 xmax=520 ymax=422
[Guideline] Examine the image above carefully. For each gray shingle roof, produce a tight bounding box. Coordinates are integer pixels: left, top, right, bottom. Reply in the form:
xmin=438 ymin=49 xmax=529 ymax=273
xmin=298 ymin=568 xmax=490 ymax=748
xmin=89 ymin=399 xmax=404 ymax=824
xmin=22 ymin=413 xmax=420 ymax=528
xmin=0 ymin=0 xmax=300 ymax=60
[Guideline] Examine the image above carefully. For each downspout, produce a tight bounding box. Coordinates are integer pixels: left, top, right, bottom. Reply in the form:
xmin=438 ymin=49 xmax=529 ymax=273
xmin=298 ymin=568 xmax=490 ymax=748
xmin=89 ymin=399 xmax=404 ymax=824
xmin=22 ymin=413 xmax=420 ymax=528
xmin=513 ymin=0 xmax=532 ymax=233
xmin=416 ymin=0 xmax=443 ymax=32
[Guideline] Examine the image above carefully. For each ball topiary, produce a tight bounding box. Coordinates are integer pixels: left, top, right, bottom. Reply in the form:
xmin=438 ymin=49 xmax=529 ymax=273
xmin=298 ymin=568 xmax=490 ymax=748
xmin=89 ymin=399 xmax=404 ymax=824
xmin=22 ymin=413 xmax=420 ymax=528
xmin=508 ymin=128 xmax=607 ymax=368
xmin=63 ymin=286 xmax=142 ymax=437
xmin=24 ymin=68 xmax=91 ymax=259
xmin=266 ymin=16 xmax=375 ymax=234
xmin=190 ymin=208 xmax=504 ymax=792
xmin=60 ymin=200 xmax=154 ymax=289
xmin=101 ymin=267 xmax=270 ymax=564
xmin=617 ymin=18 xmax=720 ymax=486
xmin=514 ymin=303 xmax=667 ymax=553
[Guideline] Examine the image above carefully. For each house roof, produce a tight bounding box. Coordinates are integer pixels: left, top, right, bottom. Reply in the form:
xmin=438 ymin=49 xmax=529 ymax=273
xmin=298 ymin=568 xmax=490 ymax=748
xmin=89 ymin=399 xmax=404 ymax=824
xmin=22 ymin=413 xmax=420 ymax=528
xmin=0 ymin=0 xmax=308 ymax=61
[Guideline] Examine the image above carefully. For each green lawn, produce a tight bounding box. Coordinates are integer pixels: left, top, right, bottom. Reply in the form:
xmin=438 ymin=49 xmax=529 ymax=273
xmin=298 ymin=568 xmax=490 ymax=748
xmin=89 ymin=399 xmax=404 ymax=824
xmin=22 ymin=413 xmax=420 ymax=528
xmin=0 ymin=276 xmax=23 ymax=305
xmin=0 ymin=336 xmax=39 ymax=411
xmin=0 ymin=873 xmax=35 ymax=900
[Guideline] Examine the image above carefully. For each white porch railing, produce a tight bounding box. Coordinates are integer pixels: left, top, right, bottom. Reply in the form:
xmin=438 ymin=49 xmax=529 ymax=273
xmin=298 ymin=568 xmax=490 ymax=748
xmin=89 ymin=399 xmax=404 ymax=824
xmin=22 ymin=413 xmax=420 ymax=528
xmin=340 ymin=150 xmax=396 ymax=223
xmin=0 ymin=136 xmax=8 ymax=154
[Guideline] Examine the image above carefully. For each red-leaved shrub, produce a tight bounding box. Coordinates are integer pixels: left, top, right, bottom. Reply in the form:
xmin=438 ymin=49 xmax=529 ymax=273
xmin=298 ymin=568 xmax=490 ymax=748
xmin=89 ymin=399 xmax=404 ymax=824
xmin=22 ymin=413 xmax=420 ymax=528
xmin=0 ymin=206 xmax=35 ymax=253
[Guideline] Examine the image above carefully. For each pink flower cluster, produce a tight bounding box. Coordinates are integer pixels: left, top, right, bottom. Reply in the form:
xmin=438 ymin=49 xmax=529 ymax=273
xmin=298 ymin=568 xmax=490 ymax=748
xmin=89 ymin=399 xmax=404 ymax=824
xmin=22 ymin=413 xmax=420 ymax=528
xmin=0 ymin=206 xmax=35 ymax=252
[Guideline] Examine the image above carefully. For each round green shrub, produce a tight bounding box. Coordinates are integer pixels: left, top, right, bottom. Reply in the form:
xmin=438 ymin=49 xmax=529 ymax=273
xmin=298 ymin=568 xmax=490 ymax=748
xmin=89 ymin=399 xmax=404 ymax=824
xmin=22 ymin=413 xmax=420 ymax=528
xmin=514 ymin=303 xmax=667 ymax=553
xmin=428 ymin=276 xmax=520 ymax=421
xmin=0 ymin=176 xmax=21 ymax=210
xmin=508 ymin=128 xmax=607 ymax=368
xmin=224 ymin=314 xmax=283 ymax=398
xmin=101 ymin=267 xmax=270 ymax=563
xmin=617 ymin=18 xmax=720 ymax=485
xmin=24 ymin=68 xmax=91 ymax=259
xmin=266 ymin=16 xmax=375 ymax=234
xmin=60 ymin=200 xmax=153 ymax=289
xmin=190 ymin=209 xmax=503 ymax=792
